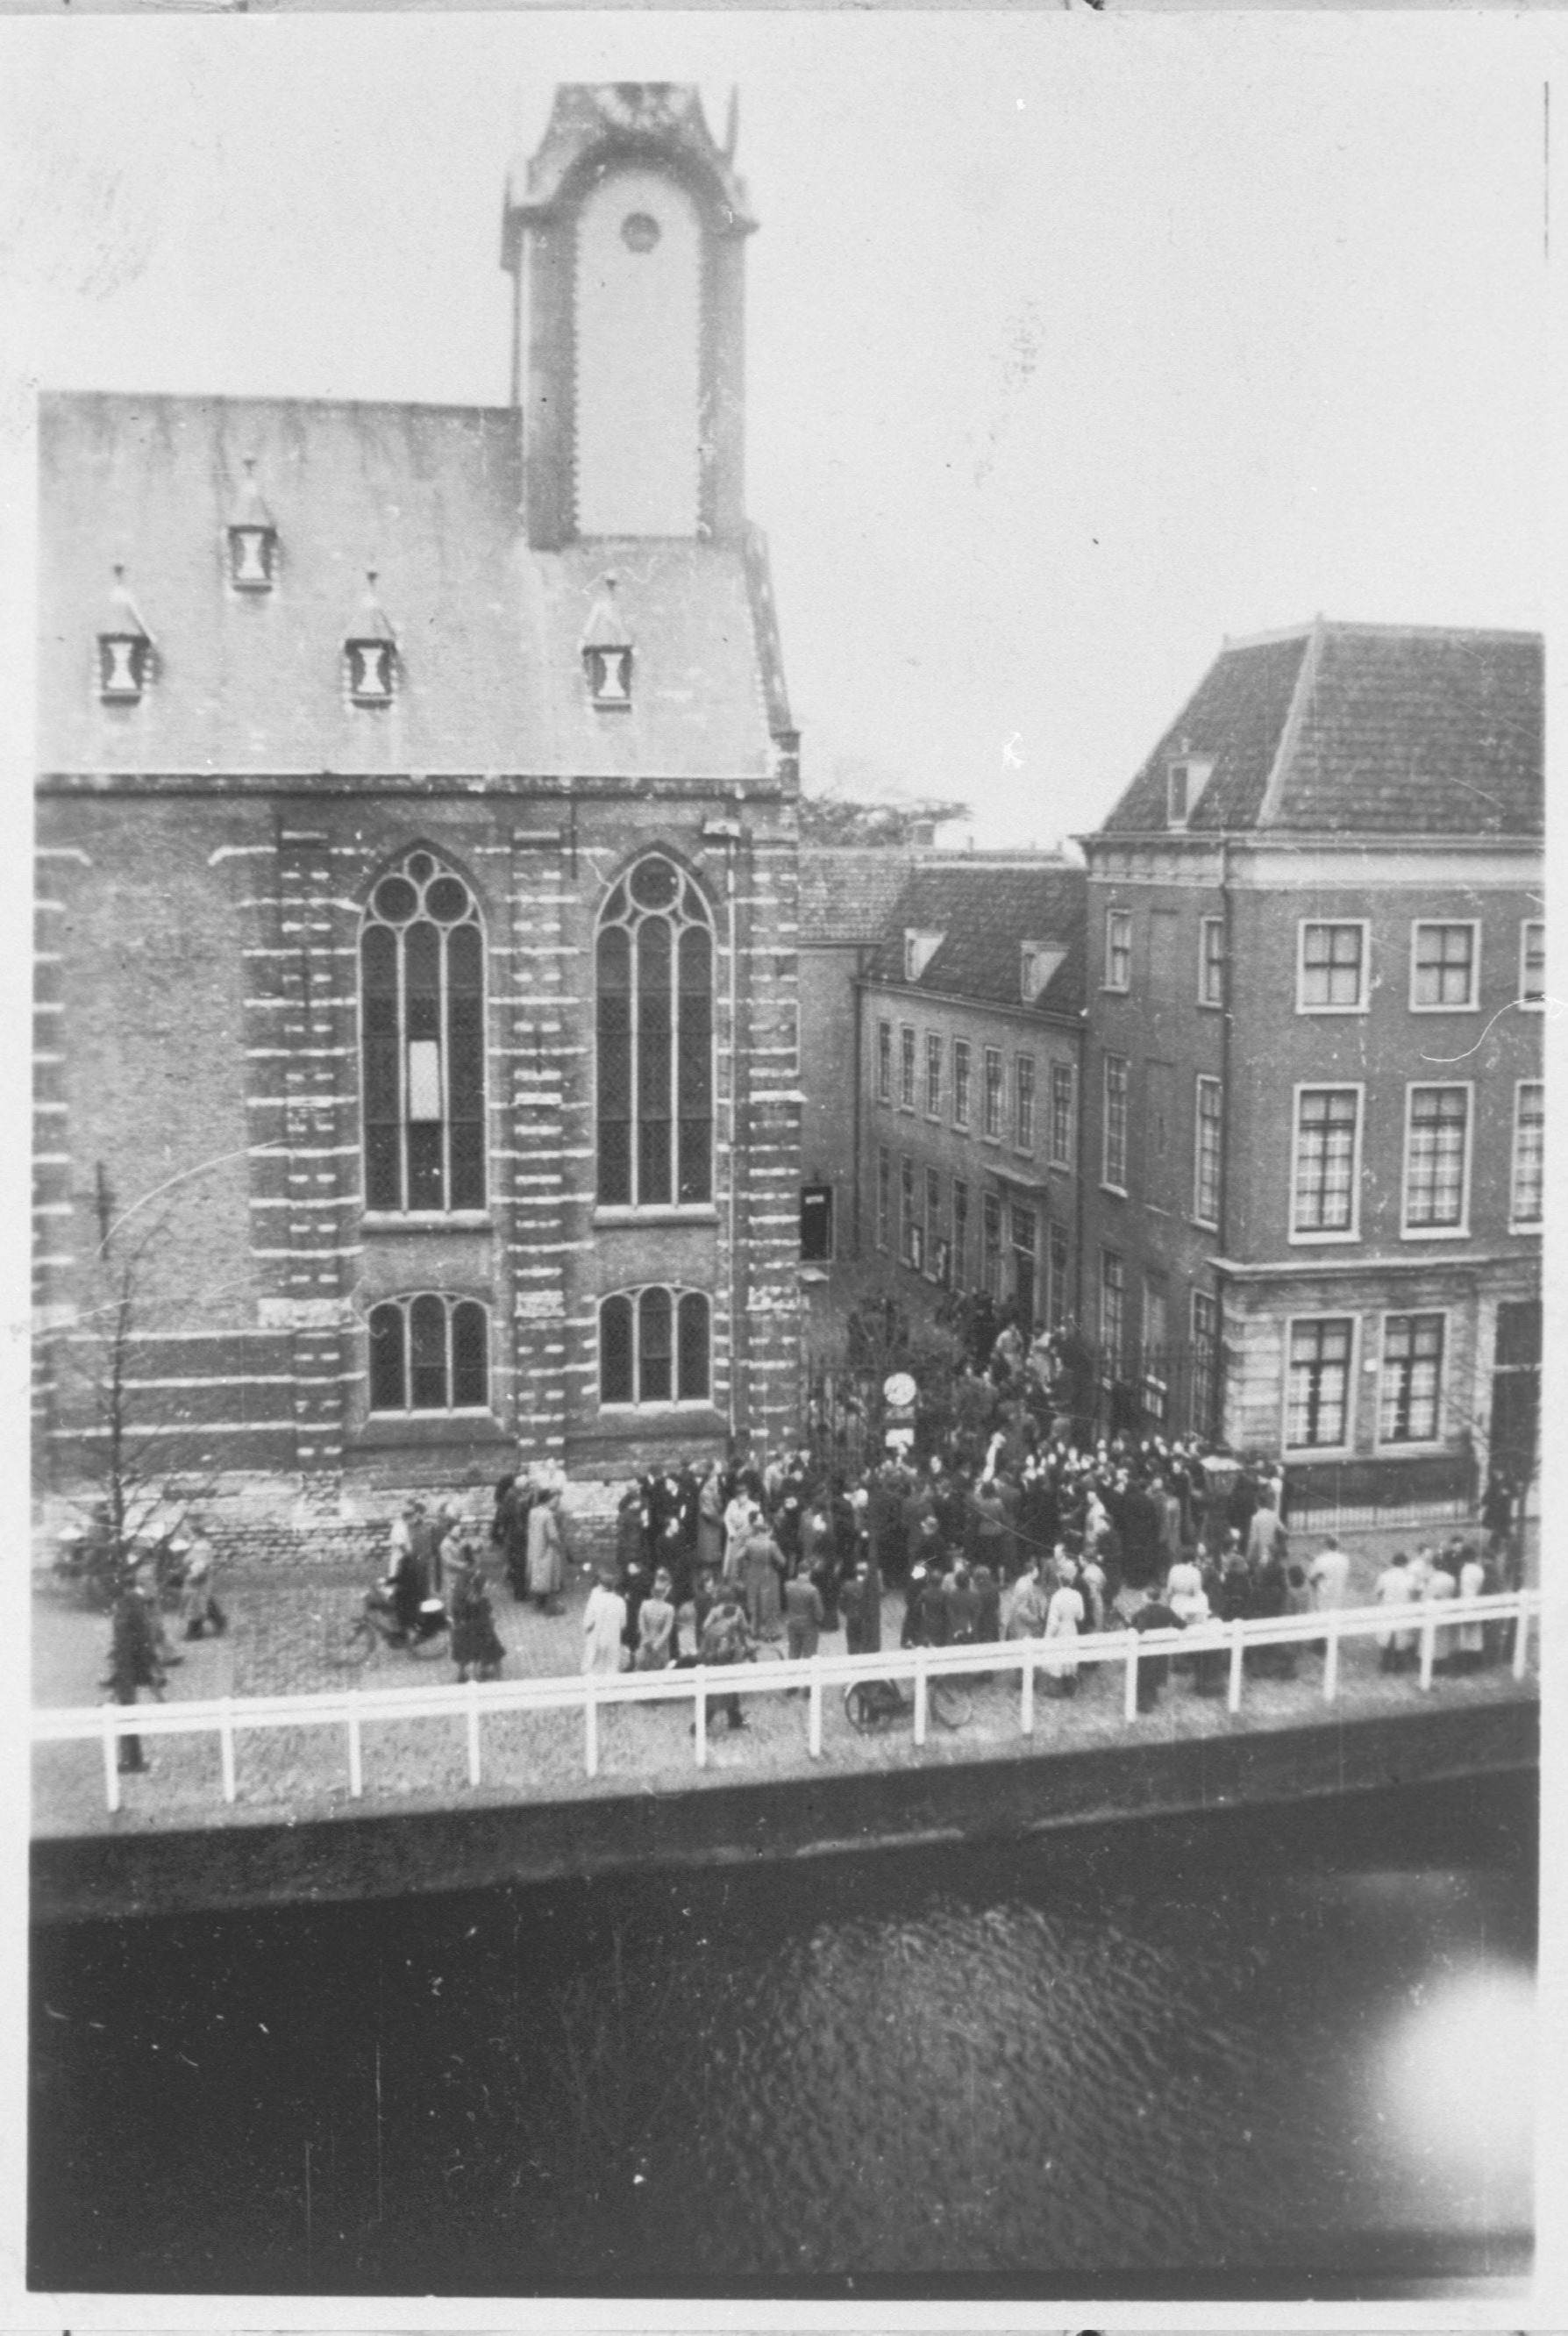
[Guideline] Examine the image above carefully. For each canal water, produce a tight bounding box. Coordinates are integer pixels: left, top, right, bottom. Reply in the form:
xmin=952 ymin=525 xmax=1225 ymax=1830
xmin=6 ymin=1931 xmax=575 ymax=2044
xmin=31 ymin=1770 xmax=1535 ymax=2299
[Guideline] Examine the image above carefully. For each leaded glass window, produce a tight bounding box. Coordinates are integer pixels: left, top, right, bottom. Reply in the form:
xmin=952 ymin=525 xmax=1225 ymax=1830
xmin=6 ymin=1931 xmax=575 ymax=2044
xmin=596 ymin=855 xmax=713 ymax=1207
xmin=361 ymin=851 xmax=486 ymax=1214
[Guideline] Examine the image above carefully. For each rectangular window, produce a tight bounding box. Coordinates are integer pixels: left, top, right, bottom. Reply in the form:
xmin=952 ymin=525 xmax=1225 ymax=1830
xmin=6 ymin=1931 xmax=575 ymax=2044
xmin=1380 ymin=1312 xmax=1444 ymax=1444
xmin=900 ymin=1025 xmax=916 ymax=1111
xmin=901 ymin=1155 xmax=917 ymax=1265
xmin=1048 ymin=1223 xmax=1068 ymax=1330
xmin=1104 ymin=907 xmax=1131 ymax=992
xmin=952 ymin=1039 xmax=972 ymax=1130
xmin=876 ymin=1146 xmax=891 ymax=1251
xmin=1521 ymin=919 xmax=1545 ymax=1006
xmin=1512 ymin=1081 xmax=1543 ymax=1227
xmin=1194 ymin=1075 xmax=1222 ymax=1228
xmin=1403 ymin=1084 xmax=1471 ymax=1233
xmin=982 ymin=1193 xmax=1002 ymax=1299
xmin=1410 ymin=921 xmax=1479 ymax=1011
xmin=952 ymin=1178 xmax=970 ymax=1288
xmin=1100 ymin=1249 xmax=1125 ymax=1366
xmin=1142 ymin=1282 xmax=1168 ymax=1424
xmin=1102 ymin=1054 xmax=1129 ymax=1191
xmin=1191 ymin=1289 xmax=1219 ymax=1439
xmin=1286 ymin=1316 xmax=1355 ymax=1449
xmin=983 ymin=1047 xmax=1004 ymax=1141
xmin=876 ymin=1020 xmax=892 ymax=1105
xmin=1015 ymin=1054 xmax=1036 ymax=1150
xmin=925 ymin=1166 xmax=943 ymax=1278
xmin=1292 ymin=1087 xmax=1362 ymax=1238
xmin=800 ymin=1182 xmax=834 ymax=1262
xmin=924 ymin=1032 xmax=943 ymax=1118
xmin=1298 ymin=920 xmax=1368 ymax=1012
xmin=1199 ymin=916 xmax=1225 ymax=1008
xmin=1049 ymin=1064 xmax=1074 ymax=1169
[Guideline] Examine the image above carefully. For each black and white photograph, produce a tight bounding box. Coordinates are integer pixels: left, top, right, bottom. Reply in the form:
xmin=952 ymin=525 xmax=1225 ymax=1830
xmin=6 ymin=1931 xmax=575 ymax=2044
xmin=4 ymin=7 xmax=1555 ymax=2313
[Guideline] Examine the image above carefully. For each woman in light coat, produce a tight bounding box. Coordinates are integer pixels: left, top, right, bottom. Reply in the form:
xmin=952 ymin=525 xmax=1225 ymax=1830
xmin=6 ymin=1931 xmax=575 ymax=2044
xmin=1042 ymin=1570 xmax=1086 ymax=1696
xmin=582 ymin=1569 xmax=628 ymax=1675
xmin=525 ymin=1491 xmax=567 ymax=1612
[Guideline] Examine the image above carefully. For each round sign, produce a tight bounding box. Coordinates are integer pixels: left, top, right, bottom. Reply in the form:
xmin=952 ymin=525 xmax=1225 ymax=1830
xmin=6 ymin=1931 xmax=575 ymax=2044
xmin=882 ymin=1372 xmax=917 ymax=1411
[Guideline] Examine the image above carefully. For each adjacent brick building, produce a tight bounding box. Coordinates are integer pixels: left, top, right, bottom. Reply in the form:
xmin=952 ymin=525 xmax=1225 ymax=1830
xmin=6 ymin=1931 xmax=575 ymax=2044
xmin=34 ymin=83 xmax=805 ymax=1531
xmin=856 ymin=860 xmax=1087 ymax=1332
xmin=1078 ymin=619 xmax=1543 ymax=1521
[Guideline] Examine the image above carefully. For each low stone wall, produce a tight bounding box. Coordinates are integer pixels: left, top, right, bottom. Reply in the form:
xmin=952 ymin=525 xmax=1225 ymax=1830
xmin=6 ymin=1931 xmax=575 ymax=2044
xmin=32 ymin=1697 xmax=1537 ymax=1926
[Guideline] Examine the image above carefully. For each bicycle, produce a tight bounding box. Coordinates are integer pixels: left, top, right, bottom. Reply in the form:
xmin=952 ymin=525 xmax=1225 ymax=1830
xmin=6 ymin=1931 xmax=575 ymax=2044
xmin=331 ymin=1584 xmax=451 ymax=1668
xmin=843 ymin=1669 xmax=973 ymax=1733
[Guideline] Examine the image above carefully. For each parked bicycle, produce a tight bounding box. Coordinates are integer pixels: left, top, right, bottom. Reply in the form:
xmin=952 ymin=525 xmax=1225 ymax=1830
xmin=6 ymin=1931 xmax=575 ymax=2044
xmin=843 ymin=1670 xmax=973 ymax=1733
xmin=331 ymin=1582 xmax=451 ymax=1668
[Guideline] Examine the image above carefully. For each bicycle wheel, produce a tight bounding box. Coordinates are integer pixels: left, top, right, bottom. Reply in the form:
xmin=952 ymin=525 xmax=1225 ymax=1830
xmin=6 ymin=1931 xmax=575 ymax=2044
xmin=330 ymin=1616 xmax=375 ymax=1668
xmin=930 ymin=1680 xmax=973 ymax=1729
xmin=843 ymin=1682 xmax=877 ymax=1733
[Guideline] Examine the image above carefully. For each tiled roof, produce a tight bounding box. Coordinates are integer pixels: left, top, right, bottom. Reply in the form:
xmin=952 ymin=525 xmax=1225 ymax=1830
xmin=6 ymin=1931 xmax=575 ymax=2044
xmin=1098 ymin=621 xmax=1543 ymax=839
xmin=865 ymin=862 xmax=1087 ymax=1015
xmin=38 ymin=392 xmax=786 ymax=780
xmin=797 ymin=847 xmax=919 ymax=943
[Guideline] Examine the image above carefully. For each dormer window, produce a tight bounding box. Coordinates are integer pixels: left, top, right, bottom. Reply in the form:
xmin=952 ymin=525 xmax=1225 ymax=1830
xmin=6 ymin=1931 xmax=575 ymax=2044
xmin=1166 ymin=747 xmax=1215 ymax=831
xmin=581 ymin=572 xmax=635 ymax=710
xmin=226 ymin=456 xmax=278 ymax=591
xmin=97 ymin=564 xmax=153 ymax=703
xmin=1021 ymin=940 xmax=1065 ymax=1003
xmin=345 ymin=570 xmax=397 ymax=704
xmin=904 ymin=929 xmax=944 ymax=983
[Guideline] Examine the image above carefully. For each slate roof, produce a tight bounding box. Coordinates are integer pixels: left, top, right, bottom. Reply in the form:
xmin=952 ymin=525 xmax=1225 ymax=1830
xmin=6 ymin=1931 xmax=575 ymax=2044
xmin=798 ymin=847 xmax=920 ymax=945
xmin=38 ymin=392 xmax=788 ymax=780
xmin=1099 ymin=620 xmax=1543 ymax=839
xmin=864 ymin=863 xmax=1087 ymax=1016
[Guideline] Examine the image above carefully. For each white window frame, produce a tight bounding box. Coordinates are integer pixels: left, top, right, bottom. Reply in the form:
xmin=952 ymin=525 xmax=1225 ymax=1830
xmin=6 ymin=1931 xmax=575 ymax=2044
xmin=1192 ymin=1074 xmax=1222 ymax=1231
xmin=1288 ymin=1082 xmax=1365 ymax=1245
xmin=951 ymin=1038 xmax=972 ymax=1132
xmin=1520 ymin=918 xmax=1545 ymax=1009
xmin=1282 ymin=1311 xmax=1359 ymax=1457
xmin=924 ymin=1031 xmax=943 ymax=1120
xmin=1190 ymin=1287 xmax=1220 ymax=1435
xmin=1408 ymin=918 xmax=1480 ymax=1014
xmin=1101 ymin=1052 xmax=1130 ymax=1196
xmin=981 ymin=1047 xmax=1004 ymax=1144
xmin=876 ymin=1019 xmax=892 ymax=1106
xmin=1296 ymin=918 xmax=1371 ymax=1016
xmin=1198 ymin=916 xmax=1225 ymax=1010
xmin=1014 ymin=1053 xmax=1036 ymax=1154
xmin=899 ymin=1024 xmax=917 ymax=1111
xmin=1509 ymin=1078 xmax=1543 ymax=1233
xmin=1374 ymin=1307 xmax=1449 ymax=1453
xmin=1103 ymin=907 xmax=1131 ymax=994
xmin=1400 ymin=1080 xmax=1474 ymax=1240
xmin=1047 ymin=1062 xmax=1074 ymax=1171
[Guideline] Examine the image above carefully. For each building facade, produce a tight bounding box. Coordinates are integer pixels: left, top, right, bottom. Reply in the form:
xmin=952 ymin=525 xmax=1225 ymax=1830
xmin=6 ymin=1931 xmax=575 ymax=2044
xmin=856 ymin=861 xmax=1087 ymax=1332
xmin=34 ymin=84 xmax=805 ymax=1530
xmin=1079 ymin=620 xmax=1543 ymax=1518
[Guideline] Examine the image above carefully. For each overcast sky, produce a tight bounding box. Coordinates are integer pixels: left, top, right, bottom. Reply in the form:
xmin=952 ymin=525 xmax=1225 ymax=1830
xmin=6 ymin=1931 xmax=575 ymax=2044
xmin=0 ymin=11 xmax=1551 ymax=846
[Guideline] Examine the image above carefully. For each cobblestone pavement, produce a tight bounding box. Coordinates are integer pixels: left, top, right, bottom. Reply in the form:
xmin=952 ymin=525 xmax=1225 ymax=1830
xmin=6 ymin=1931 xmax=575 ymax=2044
xmin=32 ymin=1522 xmax=1536 ymax=1837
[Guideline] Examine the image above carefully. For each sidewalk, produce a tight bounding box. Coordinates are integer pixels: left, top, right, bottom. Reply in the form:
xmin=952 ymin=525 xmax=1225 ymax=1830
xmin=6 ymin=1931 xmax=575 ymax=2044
xmin=32 ymin=1544 xmax=1537 ymax=1839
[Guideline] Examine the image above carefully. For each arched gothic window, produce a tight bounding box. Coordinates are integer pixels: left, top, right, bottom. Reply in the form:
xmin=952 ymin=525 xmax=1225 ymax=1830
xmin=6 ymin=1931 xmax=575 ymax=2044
xmin=368 ymin=1294 xmax=489 ymax=1413
xmin=361 ymin=850 xmax=486 ymax=1213
xmin=599 ymin=1288 xmax=711 ymax=1408
xmin=596 ymin=854 xmax=713 ymax=1207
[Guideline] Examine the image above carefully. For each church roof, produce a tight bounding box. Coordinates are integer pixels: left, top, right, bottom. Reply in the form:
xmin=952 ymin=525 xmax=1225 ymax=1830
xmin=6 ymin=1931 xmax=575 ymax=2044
xmin=38 ymin=391 xmax=787 ymax=782
xmin=865 ymin=862 xmax=1087 ymax=1016
xmin=1097 ymin=619 xmax=1543 ymax=839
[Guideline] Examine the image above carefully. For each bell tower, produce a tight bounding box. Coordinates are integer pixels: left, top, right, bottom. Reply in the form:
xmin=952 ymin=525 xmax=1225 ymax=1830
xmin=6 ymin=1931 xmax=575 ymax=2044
xmin=501 ymin=83 xmax=756 ymax=549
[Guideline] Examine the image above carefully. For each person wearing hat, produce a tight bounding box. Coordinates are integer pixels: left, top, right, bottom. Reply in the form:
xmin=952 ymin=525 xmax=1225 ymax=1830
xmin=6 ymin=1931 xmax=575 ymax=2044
xmin=697 ymin=1583 xmax=752 ymax=1729
xmin=103 ymin=1560 xmax=166 ymax=1773
xmin=526 ymin=1485 xmax=567 ymax=1615
xmin=448 ymin=1539 xmax=505 ymax=1682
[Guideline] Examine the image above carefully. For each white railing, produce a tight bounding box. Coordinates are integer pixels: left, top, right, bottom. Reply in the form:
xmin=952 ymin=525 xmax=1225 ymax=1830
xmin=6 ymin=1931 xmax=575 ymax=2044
xmin=32 ymin=1589 xmax=1541 ymax=1816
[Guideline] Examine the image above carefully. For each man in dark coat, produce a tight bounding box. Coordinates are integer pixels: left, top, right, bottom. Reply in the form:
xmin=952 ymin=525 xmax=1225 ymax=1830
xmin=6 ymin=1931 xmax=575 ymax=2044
xmin=841 ymin=1556 xmax=883 ymax=1656
xmin=1130 ymin=1580 xmax=1183 ymax=1711
xmin=104 ymin=1567 xmax=164 ymax=1773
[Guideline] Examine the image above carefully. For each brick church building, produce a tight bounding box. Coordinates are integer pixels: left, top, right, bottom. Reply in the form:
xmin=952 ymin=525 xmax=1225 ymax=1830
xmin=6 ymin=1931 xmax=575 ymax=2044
xmin=34 ymin=83 xmax=805 ymax=1532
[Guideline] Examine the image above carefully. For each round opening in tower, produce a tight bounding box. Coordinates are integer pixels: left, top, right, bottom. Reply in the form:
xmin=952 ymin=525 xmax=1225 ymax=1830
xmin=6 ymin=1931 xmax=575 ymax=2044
xmin=621 ymin=212 xmax=661 ymax=254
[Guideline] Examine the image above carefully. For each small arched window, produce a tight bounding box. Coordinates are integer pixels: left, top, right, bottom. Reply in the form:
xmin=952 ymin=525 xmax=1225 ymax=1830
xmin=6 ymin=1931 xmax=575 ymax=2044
xmin=361 ymin=849 xmax=485 ymax=1214
xmin=599 ymin=1288 xmax=710 ymax=1409
xmin=596 ymin=855 xmax=712 ymax=1208
xmin=368 ymin=1294 xmax=489 ymax=1414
